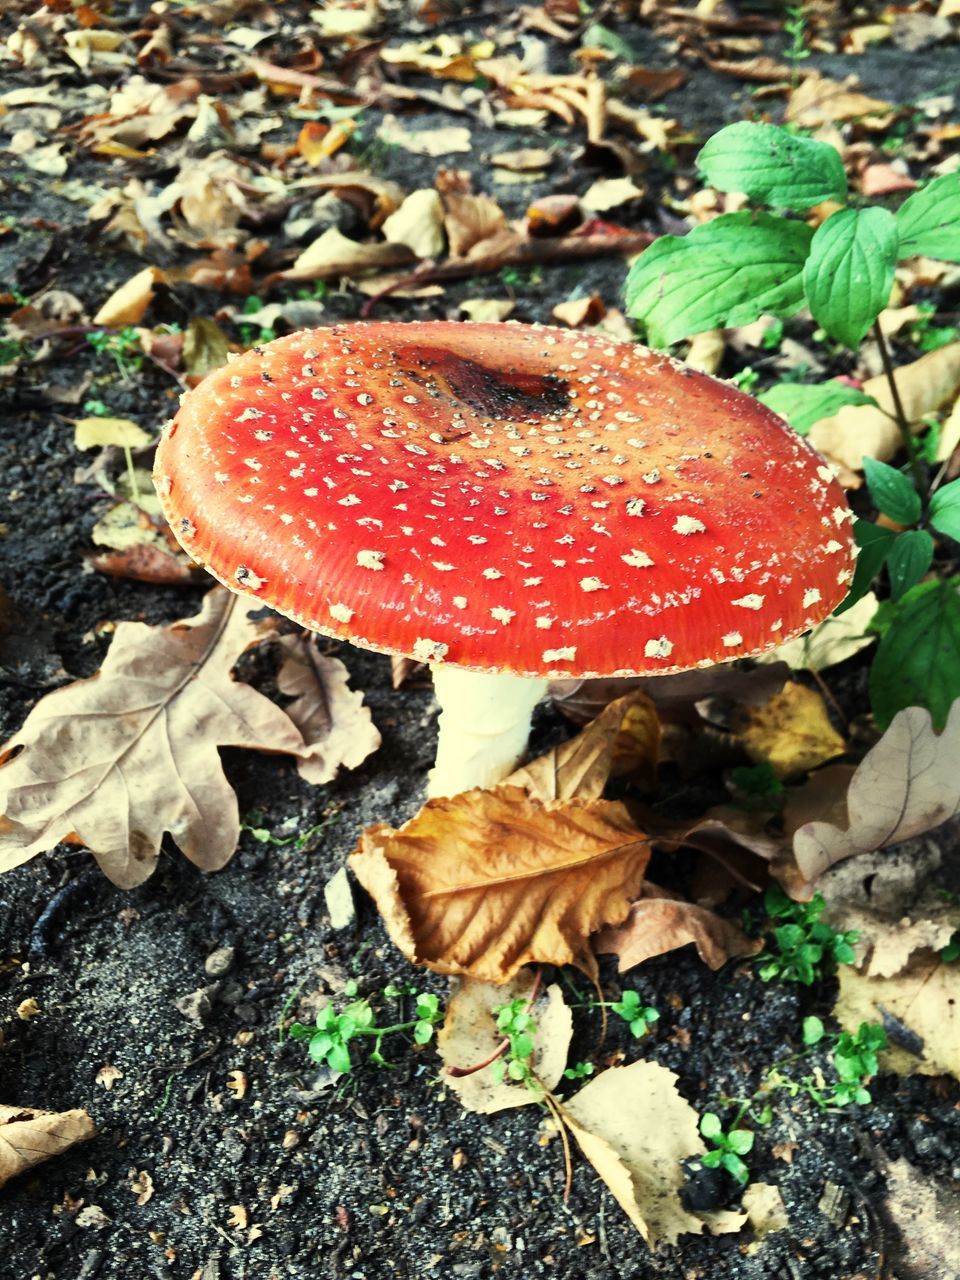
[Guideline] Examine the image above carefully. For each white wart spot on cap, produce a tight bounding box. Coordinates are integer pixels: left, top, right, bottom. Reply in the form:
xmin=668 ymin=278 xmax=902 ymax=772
xmin=579 ymin=577 xmax=608 ymax=592
xmin=802 ymin=587 xmax=822 ymax=608
xmin=644 ymin=636 xmax=673 ymax=659
xmin=329 ymin=602 xmax=354 ymax=623
xmin=235 ymin=565 xmax=265 ymax=591
xmin=622 ymin=550 xmax=654 ymax=568
xmin=626 ymin=498 xmax=646 ymax=516
xmin=491 ymin=606 xmax=516 ymax=625
xmin=357 ymin=550 xmax=385 ymax=570
xmin=722 ymin=631 xmax=742 ymax=647
xmin=413 ymin=637 xmax=448 ymax=662
xmin=542 ymin=646 xmax=576 ymax=662
xmin=674 ymin=515 xmax=706 ymax=535
xmin=732 ymin=594 xmax=764 ymax=610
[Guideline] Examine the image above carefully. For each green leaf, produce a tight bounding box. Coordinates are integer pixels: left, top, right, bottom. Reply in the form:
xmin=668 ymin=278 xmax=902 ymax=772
xmin=413 ymin=1021 xmax=434 ymax=1045
xmin=896 ymin=174 xmax=960 ymax=263
xmin=758 ymin=380 xmax=879 ymax=435
xmin=869 ymin=577 xmax=960 ymax=729
xmin=887 ymin=529 xmax=934 ymax=601
xmin=930 ymin=478 xmax=960 ymax=540
xmin=328 ymin=1040 xmax=352 ymax=1074
xmin=721 ymin=1152 xmax=751 ymax=1185
xmin=624 ymin=213 xmax=813 ymax=348
xmin=581 ymin=22 xmax=636 ymax=59
xmin=863 ymin=457 xmax=922 ymax=526
xmin=699 ymin=1112 xmax=722 ymax=1141
xmin=698 ymin=122 xmax=848 ymax=210
xmin=727 ymin=1129 xmax=755 ymax=1156
xmin=803 ymin=208 xmax=899 ymax=348
xmin=701 ymin=1149 xmax=723 ymax=1169
xmin=834 ymin=519 xmax=897 ymax=615
xmin=803 ymin=1016 xmax=826 ymax=1045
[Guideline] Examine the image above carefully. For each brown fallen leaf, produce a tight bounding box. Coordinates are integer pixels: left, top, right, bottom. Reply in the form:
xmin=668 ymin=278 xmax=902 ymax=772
xmin=349 ymin=786 xmax=651 ymax=983
xmin=561 ymin=1061 xmax=743 ymax=1244
xmin=443 ymin=192 xmax=512 ymax=260
xmin=437 ymin=974 xmax=572 ymax=1114
xmin=276 ymin=632 xmax=381 ymax=785
xmin=281 ymin=228 xmax=416 ymax=283
xmin=786 ymin=72 xmax=894 ymax=127
xmin=808 ymin=342 xmax=960 ymax=469
xmin=89 ymin=542 xmax=201 ymax=586
xmin=0 ymin=588 xmax=320 ymax=888
xmin=835 ymin=957 xmax=960 ymax=1078
xmin=742 ymin=1182 xmax=789 ymax=1240
xmin=594 ymin=882 xmax=759 ymax=972
xmin=788 ymin=703 xmax=960 ymax=897
xmin=727 ymin=683 xmax=846 ymax=780
xmin=0 ymin=1105 xmax=95 ymax=1189
xmin=506 ymin=690 xmax=660 ymax=802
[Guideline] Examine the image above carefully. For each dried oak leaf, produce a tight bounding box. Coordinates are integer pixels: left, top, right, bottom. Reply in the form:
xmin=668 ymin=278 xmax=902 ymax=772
xmin=561 ymin=1061 xmax=744 ymax=1245
xmin=437 ymin=974 xmax=572 ymax=1114
xmin=276 ymin=632 xmax=381 ymax=785
xmin=594 ymin=882 xmax=759 ymax=973
xmin=787 ymin=703 xmax=960 ymax=896
xmin=0 ymin=588 xmax=309 ymax=888
xmin=0 ymin=1105 xmax=95 ymax=1189
xmin=725 ymin=682 xmax=846 ymax=780
xmin=349 ymin=786 xmax=651 ymax=983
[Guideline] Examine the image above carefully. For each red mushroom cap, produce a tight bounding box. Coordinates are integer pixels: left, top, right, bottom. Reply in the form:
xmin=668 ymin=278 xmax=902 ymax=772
xmin=155 ymin=322 xmax=856 ymax=678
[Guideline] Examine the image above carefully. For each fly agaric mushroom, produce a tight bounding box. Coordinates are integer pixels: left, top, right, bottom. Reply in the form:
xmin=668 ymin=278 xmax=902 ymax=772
xmin=154 ymin=322 xmax=855 ymax=797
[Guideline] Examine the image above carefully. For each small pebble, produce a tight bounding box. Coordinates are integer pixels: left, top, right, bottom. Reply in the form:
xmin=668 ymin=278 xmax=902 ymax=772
xmin=204 ymin=946 xmax=235 ymax=978
xmin=324 ymin=867 xmax=356 ymax=930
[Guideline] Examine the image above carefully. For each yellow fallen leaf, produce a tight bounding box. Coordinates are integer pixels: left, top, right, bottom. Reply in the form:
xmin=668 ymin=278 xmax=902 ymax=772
xmin=0 ymin=1105 xmax=95 ymax=1189
xmin=459 ymin=298 xmax=516 ymax=323
xmin=551 ymin=296 xmax=606 ymax=328
xmin=561 ymin=1062 xmax=741 ymax=1245
xmin=284 ymin=227 xmax=416 ymax=282
xmin=786 ymin=72 xmax=893 ymax=127
xmin=74 ymin=417 xmax=153 ymax=451
xmin=349 ymin=786 xmax=651 ymax=983
xmin=437 ymin=974 xmax=572 ymax=1114
xmin=93 ymin=267 xmax=166 ymax=327
xmin=731 ymin=683 xmax=846 ymax=779
xmin=742 ymin=1182 xmax=789 ymax=1240
xmin=381 ymin=189 xmax=446 ymax=258
xmin=580 ymin=177 xmax=645 ymax=212
xmin=835 ymin=958 xmax=960 ymax=1078
xmin=377 ymin=114 xmax=472 ymax=156
xmin=684 ymin=329 xmax=725 ymax=375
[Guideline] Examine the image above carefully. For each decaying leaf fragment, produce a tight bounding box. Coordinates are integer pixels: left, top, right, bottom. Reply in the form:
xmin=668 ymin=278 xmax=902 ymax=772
xmin=594 ymin=882 xmax=759 ymax=972
xmin=727 ymin=683 xmax=846 ymax=780
xmin=437 ymin=974 xmax=572 ymax=1114
xmin=790 ymin=702 xmax=960 ymax=895
xmin=0 ymin=589 xmax=367 ymax=888
xmin=561 ymin=1062 xmax=743 ymax=1245
xmin=349 ymin=786 xmax=651 ymax=983
xmin=0 ymin=1105 xmax=95 ymax=1189
xmin=276 ymin=633 xmax=381 ymax=785
xmin=507 ymin=690 xmax=659 ymax=802
xmin=835 ymin=958 xmax=960 ymax=1078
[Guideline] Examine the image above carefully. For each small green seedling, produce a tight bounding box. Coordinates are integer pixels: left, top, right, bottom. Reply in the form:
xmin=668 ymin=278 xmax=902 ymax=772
xmin=563 ymin=1060 xmax=595 ymax=1081
xmin=491 ymin=998 xmax=539 ymax=1089
xmin=288 ymin=985 xmax=442 ymax=1073
xmin=802 ymin=1015 xmax=887 ymax=1106
xmin=238 ymin=295 xmax=277 ymax=348
xmin=757 ymin=884 xmax=858 ymax=986
xmin=699 ymin=1112 xmax=754 ymax=1185
xmin=86 ymin=326 xmax=144 ymax=379
xmin=609 ymin=990 xmax=659 ymax=1038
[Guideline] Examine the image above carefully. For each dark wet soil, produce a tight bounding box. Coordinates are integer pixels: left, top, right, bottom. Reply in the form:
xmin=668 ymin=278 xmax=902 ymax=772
xmin=3 ymin=2 xmax=960 ymax=1278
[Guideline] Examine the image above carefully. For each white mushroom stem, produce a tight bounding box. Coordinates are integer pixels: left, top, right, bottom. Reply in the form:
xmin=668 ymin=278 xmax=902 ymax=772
xmin=427 ymin=665 xmax=549 ymax=798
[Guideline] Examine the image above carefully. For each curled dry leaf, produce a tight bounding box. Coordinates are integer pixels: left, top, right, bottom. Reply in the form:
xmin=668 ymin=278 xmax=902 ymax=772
xmin=93 ymin=266 xmax=167 ymax=327
xmin=594 ymin=882 xmax=759 ymax=973
xmin=506 ymin=690 xmax=660 ymax=802
xmin=437 ymin=974 xmax=572 ymax=1114
xmin=349 ymin=786 xmax=651 ymax=983
xmin=725 ymin=683 xmax=846 ymax=780
xmin=0 ymin=588 xmax=322 ymax=888
xmin=786 ymin=72 xmax=893 ymax=127
xmin=561 ymin=1061 xmax=743 ymax=1245
xmin=0 ymin=1105 xmax=95 ymax=1189
xmin=276 ymin=632 xmax=381 ymax=785
xmin=788 ymin=703 xmax=960 ymax=897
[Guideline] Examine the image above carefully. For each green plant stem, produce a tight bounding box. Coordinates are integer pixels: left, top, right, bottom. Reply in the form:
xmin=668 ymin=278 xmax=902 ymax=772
xmin=873 ymin=318 xmax=926 ymax=497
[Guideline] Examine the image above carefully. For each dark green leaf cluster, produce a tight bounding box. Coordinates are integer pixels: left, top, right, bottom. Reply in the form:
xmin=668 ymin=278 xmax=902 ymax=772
xmin=801 ymin=1016 xmax=888 ymax=1106
xmin=756 ymin=885 xmax=858 ymax=986
xmin=699 ymin=1112 xmax=754 ymax=1185
xmin=625 ymin=122 xmax=960 ymax=352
